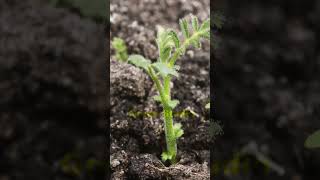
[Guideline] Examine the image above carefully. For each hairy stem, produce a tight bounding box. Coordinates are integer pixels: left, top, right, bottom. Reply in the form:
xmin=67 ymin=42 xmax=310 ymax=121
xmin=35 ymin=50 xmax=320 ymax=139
xmin=163 ymin=106 xmax=176 ymax=164
xmin=164 ymin=76 xmax=171 ymax=99
xmin=163 ymin=76 xmax=176 ymax=163
xmin=148 ymin=66 xmax=177 ymax=163
xmin=148 ymin=67 xmax=166 ymax=102
xmin=149 ymin=66 xmax=177 ymax=163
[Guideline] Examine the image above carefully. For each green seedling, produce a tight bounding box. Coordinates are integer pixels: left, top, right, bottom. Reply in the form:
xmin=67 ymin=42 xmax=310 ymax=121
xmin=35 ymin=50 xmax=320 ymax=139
xmin=111 ymin=37 xmax=128 ymax=62
xmin=178 ymin=107 xmax=199 ymax=119
xmin=128 ymin=14 xmax=210 ymax=164
xmin=305 ymin=129 xmax=320 ymax=149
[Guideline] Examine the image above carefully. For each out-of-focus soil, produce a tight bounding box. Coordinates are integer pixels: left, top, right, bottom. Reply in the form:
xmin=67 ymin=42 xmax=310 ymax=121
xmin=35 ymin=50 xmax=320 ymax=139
xmin=214 ymin=0 xmax=320 ymax=180
xmin=0 ymin=0 xmax=106 ymax=179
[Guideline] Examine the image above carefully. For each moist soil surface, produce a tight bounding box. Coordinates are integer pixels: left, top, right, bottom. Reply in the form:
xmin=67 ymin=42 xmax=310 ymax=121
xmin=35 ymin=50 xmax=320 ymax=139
xmin=214 ymin=0 xmax=320 ymax=180
xmin=110 ymin=0 xmax=211 ymax=179
xmin=1 ymin=0 xmax=106 ymax=179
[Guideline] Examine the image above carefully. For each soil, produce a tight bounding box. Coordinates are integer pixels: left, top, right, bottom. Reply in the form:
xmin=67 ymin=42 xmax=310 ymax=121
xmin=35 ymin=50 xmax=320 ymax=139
xmin=110 ymin=0 xmax=211 ymax=179
xmin=214 ymin=0 xmax=320 ymax=180
xmin=0 ymin=0 xmax=106 ymax=179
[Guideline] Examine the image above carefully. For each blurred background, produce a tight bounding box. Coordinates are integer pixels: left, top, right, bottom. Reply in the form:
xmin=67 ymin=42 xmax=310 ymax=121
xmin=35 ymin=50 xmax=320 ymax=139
xmin=5 ymin=0 xmax=320 ymax=179
xmin=214 ymin=0 xmax=320 ymax=180
xmin=0 ymin=0 xmax=107 ymax=179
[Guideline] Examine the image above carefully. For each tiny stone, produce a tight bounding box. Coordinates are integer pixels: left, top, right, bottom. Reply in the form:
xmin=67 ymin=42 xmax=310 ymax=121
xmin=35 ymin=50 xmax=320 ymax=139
xmin=111 ymin=159 xmax=121 ymax=168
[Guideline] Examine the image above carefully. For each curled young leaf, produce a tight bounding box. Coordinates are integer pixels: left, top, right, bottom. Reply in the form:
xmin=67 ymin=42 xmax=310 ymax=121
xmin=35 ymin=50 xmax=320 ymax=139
xmin=160 ymin=47 xmax=172 ymax=63
xmin=156 ymin=27 xmax=175 ymax=62
xmin=180 ymin=18 xmax=190 ymax=38
xmin=168 ymin=30 xmax=180 ymax=48
xmin=191 ymin=15 xmax=199 ymax=31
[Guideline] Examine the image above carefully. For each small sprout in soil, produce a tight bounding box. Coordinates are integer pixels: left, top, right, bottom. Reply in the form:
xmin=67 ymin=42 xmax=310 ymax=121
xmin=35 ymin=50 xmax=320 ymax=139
xmin=178 ymin=107 xmax=199 ymax=119
xmin=183 ymin=107 xmax=199 ymax=118
xmin=59 ymin=153 xmax=103 ymax=177
xmin=305 ymin=129 xmax=320 ymax=149
xmin=128 ymin=14 xmax=210 ymax=164
xmin=112 ymin=37 xmax=128 ymax=62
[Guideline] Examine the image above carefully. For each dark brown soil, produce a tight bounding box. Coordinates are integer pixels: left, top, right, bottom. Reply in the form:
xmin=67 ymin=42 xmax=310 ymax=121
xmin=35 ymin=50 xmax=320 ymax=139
xmin=0 ymin=0 xmax=106 ymax=179
xmin=110 ymin=0 xmax=211 ymax=179
xmin=214 ymin=0 xmax=320 ymax=180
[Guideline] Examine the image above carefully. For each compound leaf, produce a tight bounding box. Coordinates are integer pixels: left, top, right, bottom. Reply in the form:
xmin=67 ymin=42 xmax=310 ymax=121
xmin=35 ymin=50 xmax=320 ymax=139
xmin=128 ymin=55 xmax=151 ymax=71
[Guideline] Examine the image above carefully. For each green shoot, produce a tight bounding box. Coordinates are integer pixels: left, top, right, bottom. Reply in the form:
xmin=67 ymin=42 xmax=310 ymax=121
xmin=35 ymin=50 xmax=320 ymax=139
xmin=128 ymin=14 xmax=210 ymax=164
xmin=112 ymin=37 xmax=128 ymax=62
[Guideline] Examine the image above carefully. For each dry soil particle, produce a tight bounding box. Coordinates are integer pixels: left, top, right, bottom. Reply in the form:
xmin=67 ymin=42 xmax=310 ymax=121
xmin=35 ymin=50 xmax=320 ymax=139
xmin=110 ymin=59 xmax=152 ymax=100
